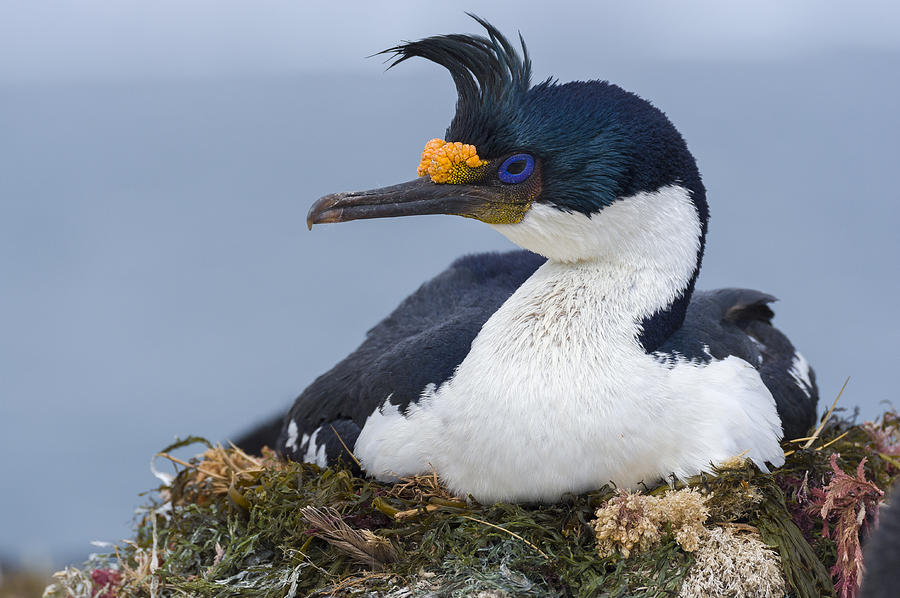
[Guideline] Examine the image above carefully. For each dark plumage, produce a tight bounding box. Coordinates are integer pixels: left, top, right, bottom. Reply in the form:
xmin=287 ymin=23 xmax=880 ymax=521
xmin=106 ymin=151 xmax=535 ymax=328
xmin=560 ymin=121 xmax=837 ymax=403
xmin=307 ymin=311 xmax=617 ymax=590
xmin=384 ymin=14 xmax=531 ymax=155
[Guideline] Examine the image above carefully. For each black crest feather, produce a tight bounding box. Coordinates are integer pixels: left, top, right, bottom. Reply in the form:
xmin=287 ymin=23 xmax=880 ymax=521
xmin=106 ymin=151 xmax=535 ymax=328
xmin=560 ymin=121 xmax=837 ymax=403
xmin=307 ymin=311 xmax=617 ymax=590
xmin=382 ymin=14 xmax=531 ymax=153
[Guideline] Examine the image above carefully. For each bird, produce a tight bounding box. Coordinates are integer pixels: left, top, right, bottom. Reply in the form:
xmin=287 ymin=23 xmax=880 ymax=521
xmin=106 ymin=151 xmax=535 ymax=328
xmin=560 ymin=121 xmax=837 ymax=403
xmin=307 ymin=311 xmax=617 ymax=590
xmin=256 ymin=16 xmax=819 ymax=503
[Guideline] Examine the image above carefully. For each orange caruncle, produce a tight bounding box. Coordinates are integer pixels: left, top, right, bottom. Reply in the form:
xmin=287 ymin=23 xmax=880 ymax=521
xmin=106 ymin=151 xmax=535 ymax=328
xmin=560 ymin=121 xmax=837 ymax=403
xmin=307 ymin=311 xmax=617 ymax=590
xmin=416 ymin=138 xmax=487 ymax=183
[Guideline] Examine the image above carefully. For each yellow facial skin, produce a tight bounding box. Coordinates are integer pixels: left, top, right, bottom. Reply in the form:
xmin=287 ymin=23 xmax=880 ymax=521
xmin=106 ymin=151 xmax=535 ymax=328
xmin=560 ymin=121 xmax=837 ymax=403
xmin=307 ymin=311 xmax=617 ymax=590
xmin=414 ymin=138 xmax=542 ymax=225
xmin=417 ymin=139 xmax=489 ymax=184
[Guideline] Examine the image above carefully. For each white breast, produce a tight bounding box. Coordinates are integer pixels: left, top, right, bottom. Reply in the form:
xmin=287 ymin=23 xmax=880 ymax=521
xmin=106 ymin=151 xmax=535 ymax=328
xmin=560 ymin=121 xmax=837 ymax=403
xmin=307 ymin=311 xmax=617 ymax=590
xmin=352 ymin=185 xmax=784 ymax=502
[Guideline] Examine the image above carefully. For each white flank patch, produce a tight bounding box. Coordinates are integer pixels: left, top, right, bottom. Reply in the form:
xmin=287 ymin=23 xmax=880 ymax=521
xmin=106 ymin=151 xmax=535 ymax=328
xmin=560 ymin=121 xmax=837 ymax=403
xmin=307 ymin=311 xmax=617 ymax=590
xmin=354 ymin=185 xmax=785 ymax=502
xmin=285 ymin=420 xmax=299 ymax=451
xmin=355 ymin=399 xmax=424 ymax=480
xmin=789 ymin=352 xmax=813 ymax=399
xmin=302 ymin=426 xmax=328 ymax=468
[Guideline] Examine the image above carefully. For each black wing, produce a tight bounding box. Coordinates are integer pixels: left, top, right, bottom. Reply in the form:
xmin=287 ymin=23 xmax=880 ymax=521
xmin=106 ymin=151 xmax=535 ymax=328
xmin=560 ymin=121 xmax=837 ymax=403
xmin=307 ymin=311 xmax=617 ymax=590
xmin=276 ymin=250 xmax=545 ymax=464
xmin=657 ymin=288 xmax=818 ymax=440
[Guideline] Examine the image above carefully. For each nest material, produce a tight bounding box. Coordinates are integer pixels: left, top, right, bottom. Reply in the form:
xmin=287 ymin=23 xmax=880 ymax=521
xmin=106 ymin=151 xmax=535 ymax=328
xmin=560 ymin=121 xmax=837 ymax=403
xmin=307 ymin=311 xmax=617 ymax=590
xmin=592 ymin=488 xmax=709 ymax=557
xmin=43 ymin=408 xmax=900 ymax=598
xmin=678 ymin=527 xmax=785 ymax=598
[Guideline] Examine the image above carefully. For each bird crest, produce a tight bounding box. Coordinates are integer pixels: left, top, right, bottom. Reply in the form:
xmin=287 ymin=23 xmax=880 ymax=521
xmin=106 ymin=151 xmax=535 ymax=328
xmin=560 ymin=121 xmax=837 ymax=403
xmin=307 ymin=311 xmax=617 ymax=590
xmin=383 ymin=14 xmax=532 ymax=158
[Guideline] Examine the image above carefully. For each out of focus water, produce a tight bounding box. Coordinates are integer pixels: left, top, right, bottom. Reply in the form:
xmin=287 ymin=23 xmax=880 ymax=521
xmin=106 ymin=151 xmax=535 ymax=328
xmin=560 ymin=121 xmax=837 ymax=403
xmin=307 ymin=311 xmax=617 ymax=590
xmin=1 ymin=52 xmax=898 ymax=564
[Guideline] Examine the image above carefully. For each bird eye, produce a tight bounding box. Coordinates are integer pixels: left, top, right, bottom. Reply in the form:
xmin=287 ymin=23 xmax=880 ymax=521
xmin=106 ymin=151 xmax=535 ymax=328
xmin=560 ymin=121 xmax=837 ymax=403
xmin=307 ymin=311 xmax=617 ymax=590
xmin=498 ymin=153 xmax=535 ymax=184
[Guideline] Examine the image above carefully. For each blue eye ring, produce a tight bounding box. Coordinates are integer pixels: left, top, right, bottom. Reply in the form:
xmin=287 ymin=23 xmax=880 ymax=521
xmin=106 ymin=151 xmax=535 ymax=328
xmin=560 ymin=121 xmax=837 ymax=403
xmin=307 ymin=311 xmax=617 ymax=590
xmin=498 ymin=153 xmax=535 ymax=184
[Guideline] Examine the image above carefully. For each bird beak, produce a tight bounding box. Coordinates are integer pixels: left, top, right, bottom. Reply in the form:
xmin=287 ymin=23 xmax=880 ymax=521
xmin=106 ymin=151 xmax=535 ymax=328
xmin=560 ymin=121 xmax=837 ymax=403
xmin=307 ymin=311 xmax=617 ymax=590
xmin=306 ymin=177 xmax=528 ymax=229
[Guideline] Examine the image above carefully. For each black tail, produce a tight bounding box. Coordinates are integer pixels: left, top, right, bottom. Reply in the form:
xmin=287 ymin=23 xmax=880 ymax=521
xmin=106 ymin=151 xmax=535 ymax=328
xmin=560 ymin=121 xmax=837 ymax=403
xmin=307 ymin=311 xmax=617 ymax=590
xmin=722 ymin=289 xmax=819 ymax=440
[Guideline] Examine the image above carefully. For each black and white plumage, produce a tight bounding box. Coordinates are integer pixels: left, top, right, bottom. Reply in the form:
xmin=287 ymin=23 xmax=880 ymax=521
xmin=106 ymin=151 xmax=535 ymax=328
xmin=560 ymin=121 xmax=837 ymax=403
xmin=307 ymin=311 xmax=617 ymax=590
xmin=257 ymin=17 xmax=818 ymax=502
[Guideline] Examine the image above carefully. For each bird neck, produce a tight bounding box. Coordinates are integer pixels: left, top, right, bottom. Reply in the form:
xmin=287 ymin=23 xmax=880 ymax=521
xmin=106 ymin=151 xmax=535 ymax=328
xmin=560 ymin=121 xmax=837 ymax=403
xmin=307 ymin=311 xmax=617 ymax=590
xmin=492 ymin=184 xmax=705 ymax=351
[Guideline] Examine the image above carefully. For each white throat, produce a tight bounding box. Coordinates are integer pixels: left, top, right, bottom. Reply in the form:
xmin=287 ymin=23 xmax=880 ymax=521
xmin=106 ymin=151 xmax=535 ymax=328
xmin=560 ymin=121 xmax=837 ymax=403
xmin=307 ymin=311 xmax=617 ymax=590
xmin=493 ymin=184 xmax=702 ymax=321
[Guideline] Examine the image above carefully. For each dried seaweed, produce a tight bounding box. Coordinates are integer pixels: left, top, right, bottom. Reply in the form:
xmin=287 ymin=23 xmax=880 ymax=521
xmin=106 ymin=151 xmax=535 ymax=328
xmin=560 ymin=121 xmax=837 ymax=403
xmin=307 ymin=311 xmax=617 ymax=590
xmin=809 ymin=455 xmax=883 ymax=598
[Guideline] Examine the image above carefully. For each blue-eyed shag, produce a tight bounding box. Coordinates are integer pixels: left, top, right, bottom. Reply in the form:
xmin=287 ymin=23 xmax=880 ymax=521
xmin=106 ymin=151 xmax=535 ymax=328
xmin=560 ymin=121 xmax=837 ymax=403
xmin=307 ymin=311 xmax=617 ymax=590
xmin=265 ymin=17 xmax=818 ymax=502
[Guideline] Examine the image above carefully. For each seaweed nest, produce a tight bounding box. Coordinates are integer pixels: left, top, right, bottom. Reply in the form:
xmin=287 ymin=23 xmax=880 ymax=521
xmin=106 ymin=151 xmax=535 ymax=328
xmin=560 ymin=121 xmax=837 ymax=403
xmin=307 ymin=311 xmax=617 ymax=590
xmin=44 ymin=404 xmax=900 ymax=598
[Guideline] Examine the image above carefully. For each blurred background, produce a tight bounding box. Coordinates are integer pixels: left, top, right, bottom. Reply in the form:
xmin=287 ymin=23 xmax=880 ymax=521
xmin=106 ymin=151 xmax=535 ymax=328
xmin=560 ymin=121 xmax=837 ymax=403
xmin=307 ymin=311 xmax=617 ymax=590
xmin=1 ymin=0 xmax=898 ymax=572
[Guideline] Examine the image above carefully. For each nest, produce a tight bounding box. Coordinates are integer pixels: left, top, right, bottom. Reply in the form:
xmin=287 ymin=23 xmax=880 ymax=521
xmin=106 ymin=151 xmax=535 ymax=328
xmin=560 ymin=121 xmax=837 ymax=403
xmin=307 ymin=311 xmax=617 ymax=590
xmin=44 ymin=405 xmax=900 ymax=598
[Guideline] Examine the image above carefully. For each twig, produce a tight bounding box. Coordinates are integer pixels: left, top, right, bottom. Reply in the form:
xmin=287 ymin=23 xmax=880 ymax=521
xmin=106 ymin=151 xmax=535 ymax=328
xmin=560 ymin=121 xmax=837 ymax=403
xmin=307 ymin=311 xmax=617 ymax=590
xmin=394 ymin=504 xmax=441 ymax=520
xmin=802 ymin=377 xmax=850 ymax=450
xmin=155 ymin=452 xmax=228 ymax=480
xmin=221 ymin=444 xmax=262 ymax=471
xmin=818 ymin=430 xmax=851 ymax=451
xmin=329 ymin=425 xmax=362 ymax=468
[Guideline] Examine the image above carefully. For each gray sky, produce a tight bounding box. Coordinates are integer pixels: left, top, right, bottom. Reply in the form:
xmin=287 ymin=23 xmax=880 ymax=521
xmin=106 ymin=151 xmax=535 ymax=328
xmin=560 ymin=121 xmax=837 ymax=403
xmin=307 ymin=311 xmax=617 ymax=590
xmin=1 ymin=1 xmax=899 ymax=566
xmin=2 ymin=1 xmax=900 ymax=82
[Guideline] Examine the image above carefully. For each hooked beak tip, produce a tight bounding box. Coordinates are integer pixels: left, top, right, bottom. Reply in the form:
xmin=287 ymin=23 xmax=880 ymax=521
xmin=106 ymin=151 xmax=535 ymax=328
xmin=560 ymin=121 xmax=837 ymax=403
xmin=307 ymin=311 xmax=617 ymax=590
xmin=307 ymin=193 xmax=346 ymax=230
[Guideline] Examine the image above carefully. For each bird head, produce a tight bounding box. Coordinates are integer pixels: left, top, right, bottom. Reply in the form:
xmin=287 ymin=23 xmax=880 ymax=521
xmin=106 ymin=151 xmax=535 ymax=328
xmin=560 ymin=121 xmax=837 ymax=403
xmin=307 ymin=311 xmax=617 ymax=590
xmin=308 ymin=15 xmax=708 ymax=264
